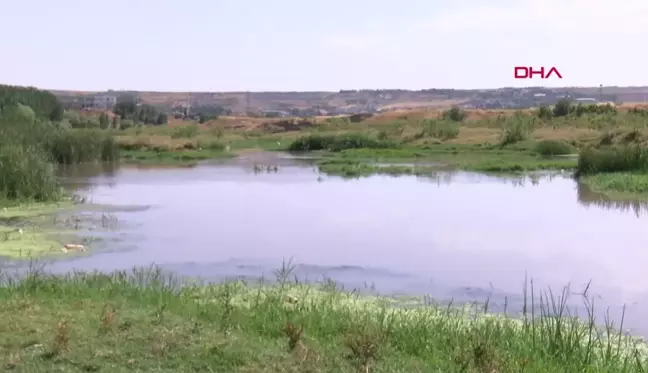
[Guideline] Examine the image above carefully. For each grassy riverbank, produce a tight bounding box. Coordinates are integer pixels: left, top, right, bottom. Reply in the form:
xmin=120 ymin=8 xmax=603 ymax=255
xmin=575 ymin=146 xmax=648 ymax=199
xmin=0 ymin=267 xmax=645 ymax=372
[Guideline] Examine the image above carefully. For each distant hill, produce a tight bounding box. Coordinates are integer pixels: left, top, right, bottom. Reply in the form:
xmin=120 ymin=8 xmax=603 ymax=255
xmin=49 ymin=87 xmax=648 ymax=115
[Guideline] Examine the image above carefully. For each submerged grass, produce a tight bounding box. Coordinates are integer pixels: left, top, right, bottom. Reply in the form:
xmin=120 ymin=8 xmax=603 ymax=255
xmin=0 ymin=265 xmax=645 ymax=372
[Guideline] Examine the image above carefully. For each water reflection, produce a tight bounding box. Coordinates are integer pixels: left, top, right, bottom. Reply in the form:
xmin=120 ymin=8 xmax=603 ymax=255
xmin=576 ymin=181 xmax=648 ymax=217
xmin=57 ymin=163 xmax=119 ymax=192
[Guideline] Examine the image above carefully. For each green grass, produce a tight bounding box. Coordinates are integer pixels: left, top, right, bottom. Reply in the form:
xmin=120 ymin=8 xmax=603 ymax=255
xmin=313 ymin=145 xmax=578 ymax=176
xmin=581 ymin=173 xmax=648 ymax=200
xmin=0 ymin=266 xmax=645 ymax=372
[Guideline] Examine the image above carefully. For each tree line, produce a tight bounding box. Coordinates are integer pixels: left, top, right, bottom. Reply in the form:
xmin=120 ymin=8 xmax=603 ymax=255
xmin=113 ymin=95 xmax=167 ymax=125
xmin=0 ymin=84 xmax=63 ymax=121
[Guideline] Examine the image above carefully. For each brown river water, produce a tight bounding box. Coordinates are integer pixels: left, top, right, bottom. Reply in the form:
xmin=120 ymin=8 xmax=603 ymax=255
xmin=8 ymin=152 xmax=648 ymax=336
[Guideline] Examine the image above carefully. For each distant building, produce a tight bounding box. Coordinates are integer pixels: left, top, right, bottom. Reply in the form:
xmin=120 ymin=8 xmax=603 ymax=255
xmin=262 ymin=110 xmax=290 ymax=118
xmin=83 ymin=94 xmax=117 ymax=110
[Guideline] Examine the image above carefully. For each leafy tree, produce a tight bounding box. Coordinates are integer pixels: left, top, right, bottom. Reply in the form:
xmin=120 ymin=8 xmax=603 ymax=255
xmin=99 ymin=113 xmax=110 ymax=128
xmin=113 ymin=95 xmax=138 ymax=119
xmin=553 ymin=99 xmax=571 ymax=117
xmin=49 ymin=104 xmax=64 ymax=121
xmin=156 ymin=113 xmax=168 ymax=125
xmin=0 ymin=84 xmax=63 ymax=120
xmin=442 ymin=106 xmax=467 ymax=121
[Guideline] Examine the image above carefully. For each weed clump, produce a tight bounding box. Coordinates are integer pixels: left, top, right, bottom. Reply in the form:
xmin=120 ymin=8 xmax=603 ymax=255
xmin=500 ymin=121 xmax=531 ymax=146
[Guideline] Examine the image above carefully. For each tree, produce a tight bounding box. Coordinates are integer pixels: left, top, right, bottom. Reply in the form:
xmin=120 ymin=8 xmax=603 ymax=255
xmin=99 ymin=112 xmax=110 ymax=128
xmin=0 ymin=84 xmax=63 ymax=120
xmin=553 ymin=99 xmax=571 ymax=117
xmin=112 ymin=116 xmax=120 ymax=129
xmin=156 ymin=113 xmax=168 ymax=125
xmin=113 ymin=95 xmax=138 ymax=119
xmin=442 ymin=106 xmax=467 ymax=121
xmin=49 ymin=104 xmax=64 ymax=121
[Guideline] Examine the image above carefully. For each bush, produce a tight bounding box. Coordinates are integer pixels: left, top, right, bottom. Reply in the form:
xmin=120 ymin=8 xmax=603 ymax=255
xmin=198 ymin=139 xmax=226 ymax=151
xmin=533 ymin=140 xmax=574 ymax=156
xmin=500 ymin=120 xmax=531 ymax=146
xmin=420 ymin=119 xmax=460 ymax=140
xmin=171 ymin=124 xmax=199 ymax=138
xmin=0 ymin=145 xmax=61 ymax=201
xmin=442 ymin=106 xmax=467 ymax=121
xmin=553 ymin=99 xmax=571 ymax=117
xmin=537 ymin=106 xmax=553 ymax=120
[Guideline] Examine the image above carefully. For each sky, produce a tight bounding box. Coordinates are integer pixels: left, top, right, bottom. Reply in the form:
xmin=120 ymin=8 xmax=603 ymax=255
xmin=1 ymin=0 xmax=647 ymax=91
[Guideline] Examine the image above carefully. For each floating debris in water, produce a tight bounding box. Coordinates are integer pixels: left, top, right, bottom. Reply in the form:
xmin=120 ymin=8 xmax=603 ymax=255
xmin=61 ymin=244 xmax=86 ymax=253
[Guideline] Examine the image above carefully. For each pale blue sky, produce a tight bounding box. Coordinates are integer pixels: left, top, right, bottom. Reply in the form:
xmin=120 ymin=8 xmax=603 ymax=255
xmin=1 ymin=0 xmax=646 ymax=91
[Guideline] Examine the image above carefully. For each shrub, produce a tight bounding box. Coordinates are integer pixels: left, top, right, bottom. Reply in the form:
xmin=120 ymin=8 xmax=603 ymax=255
xmin=171 ymin=124 xmax=199 ymax=138
xmin=500 ymin=120 xmax=531 ymax=146
xmin=0 ymin=145 xmax=60 ymax=201
xmin=420 ymin=119 xmax=460 ymax=140
xmin=553 ymin=99 xmax=571 ymax=117
xmin=442 ymin=106 xmax=467 ymax=121
xmin=198 ymin=139 xmax=226 ymax=151
xmin=533 ymin=140 xmax=574 ymax=156
xmin=537 ymin=106 xmax=553 ymax=120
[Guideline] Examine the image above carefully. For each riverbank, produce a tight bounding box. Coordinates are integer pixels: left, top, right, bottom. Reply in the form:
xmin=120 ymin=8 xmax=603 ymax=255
xmin=0 ymin=267 xmax=645 ymax=373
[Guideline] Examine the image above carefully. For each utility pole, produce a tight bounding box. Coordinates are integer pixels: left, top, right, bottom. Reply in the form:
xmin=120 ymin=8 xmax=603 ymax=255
xmin=186 ymin=92 xmax=191 ymax=117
